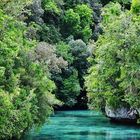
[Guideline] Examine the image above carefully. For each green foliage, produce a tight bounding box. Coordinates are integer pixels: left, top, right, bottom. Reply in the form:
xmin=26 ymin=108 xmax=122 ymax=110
xmin=0 ymin=10 xmax=59 ymax=139
xmin=85 ymin=3 xmax=140 ymax=110
xmin=0 ymin=0 xmax=32 ymax=17
xmin=113 ymin=0 xmax=131 ymax=4
xmin=101 ymin=0 xmax=131 ymax=5
xmin=39 ymin=24 xmax=62 ymax=44
xmin=25 ymin=23 xmax=62 ymax=44
xmin=131 ymin=0 xmax=140 ymax=14
xmin=57 ymin=70 xmax=81 ymax=106
xmin=63 ymin=0 xmax=82 ymax=8
xmin=30 ymin=0 xmax=44 ymax=24
xmin=75 ymin=4 xmax=93 ymax=26
xmin=32 ymin=42 xmax=68 ymax=73
xmin=42 ymin=0 xmax=61 ymax=14
xmin=56 ymin=42 xmax=74 ymax=64
xmin=63 ymin=9 xmax=80 ymax=34
xmin=125 ymin=93 xmax=140 ymax=108
xmin=53 ymin=39 xmax=90 ymax=107
xmin=2 ymin=0 xmax=134 ymax=138
xmin=101 ymin=2 xmax=122 ymax=26
xmin=69 ymin=39 xmax=90 ymax=79
xmin=63 ymin=4 xmax=93 ymax=42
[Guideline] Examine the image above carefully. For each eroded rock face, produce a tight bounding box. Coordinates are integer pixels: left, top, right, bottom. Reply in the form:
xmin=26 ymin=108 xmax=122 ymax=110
xmin=105 ymin=106 xmax=139 ymax=123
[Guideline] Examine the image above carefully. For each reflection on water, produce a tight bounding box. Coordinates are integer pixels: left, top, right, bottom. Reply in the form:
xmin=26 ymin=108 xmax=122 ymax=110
xmin=22 ymin=110 xmax=140 ymax=140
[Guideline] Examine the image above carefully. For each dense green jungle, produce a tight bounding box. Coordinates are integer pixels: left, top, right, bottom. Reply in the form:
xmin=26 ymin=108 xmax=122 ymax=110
xmin=0 ymin=0 xmax=140 ymax=139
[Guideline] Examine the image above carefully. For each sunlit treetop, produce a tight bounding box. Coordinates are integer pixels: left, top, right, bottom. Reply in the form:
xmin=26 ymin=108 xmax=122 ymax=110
xmin=131 ymin=0 xmax=140 ymax=14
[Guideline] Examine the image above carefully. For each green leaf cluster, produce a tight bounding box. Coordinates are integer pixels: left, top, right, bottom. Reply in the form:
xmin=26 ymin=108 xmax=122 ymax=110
xmin=63 ymin=4 xmax=93 ymax=42
xmin=42 ymin=0 xmax=62 ymax=14
xmin=131 ymin=0 xmax=140 ymax=14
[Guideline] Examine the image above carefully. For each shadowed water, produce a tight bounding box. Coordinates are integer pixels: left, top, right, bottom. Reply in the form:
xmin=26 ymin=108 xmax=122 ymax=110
xmin=22 ymin=110 xmax=140 ymax=140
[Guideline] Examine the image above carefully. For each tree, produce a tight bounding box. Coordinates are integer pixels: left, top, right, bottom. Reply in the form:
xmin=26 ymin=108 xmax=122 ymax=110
xmin=0 ymin=10 xmax=59 ymax=139
xmin=69 ymin=39 xmax=90 ymax=86
xmin=0 ymin=0 xmax=32 ymax=17
xmin=63 ymin=4 xmax=93 ymax=42
xmin=57 ymin=70 xmax=81 ymax=106
xmin=31 ymin=42 xmax=68 ymax=73
xmin=56 ymin=41 xmax=74 ymax=64
xmin=53 ymin=39 xmax=90 ymax=107
xmin=42 ymin=0 xmax=62 ymax=14
xmin=100 ymin=0 xmax=131 ymax=5
xmin=85 ymin=2 xmax=140 ymax=111
xmin=29 ymin=0 xmax=44 ymax=24
xmin=131 ymin=0 xmax=140 ymax=14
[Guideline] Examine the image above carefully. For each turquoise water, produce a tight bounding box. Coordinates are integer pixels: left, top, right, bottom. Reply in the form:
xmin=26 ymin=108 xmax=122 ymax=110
xmin=23 ymin=110 xmax=140 ymax=140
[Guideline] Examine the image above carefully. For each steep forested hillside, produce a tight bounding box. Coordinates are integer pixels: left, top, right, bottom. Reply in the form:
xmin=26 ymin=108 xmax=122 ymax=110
xmin=86 ymin=0 xmax=140 ymax=123
xmin=0 ymin=0 xmax=140 ymax=139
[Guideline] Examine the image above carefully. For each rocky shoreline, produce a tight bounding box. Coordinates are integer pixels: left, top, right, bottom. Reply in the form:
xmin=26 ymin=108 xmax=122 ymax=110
xmin=105 ymin=106 xmax=140 ymax=124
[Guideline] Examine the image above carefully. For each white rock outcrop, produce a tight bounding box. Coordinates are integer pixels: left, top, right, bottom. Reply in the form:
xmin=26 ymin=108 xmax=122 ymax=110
xmin=105 ymin=106 xmax=139 ymax=123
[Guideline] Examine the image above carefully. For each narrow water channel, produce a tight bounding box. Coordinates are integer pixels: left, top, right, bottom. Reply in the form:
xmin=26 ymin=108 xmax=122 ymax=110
xmin=22 ymin=110 xmax=140 ymax=140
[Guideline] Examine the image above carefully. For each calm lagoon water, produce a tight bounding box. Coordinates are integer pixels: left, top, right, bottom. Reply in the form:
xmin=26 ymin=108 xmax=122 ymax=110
xmin=22 ymin=110 xmax=140 ymax=140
